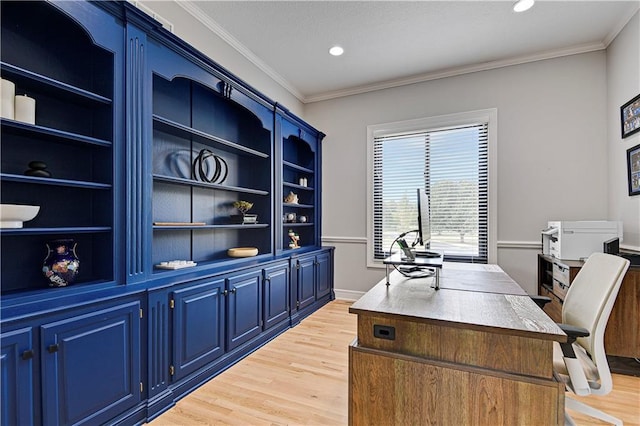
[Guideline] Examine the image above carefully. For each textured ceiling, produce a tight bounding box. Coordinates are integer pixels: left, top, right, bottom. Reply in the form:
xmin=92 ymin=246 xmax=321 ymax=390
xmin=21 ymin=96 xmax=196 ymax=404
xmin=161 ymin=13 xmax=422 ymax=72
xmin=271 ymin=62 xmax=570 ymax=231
xmin=178 ymin=1 xmax=639 ymax=102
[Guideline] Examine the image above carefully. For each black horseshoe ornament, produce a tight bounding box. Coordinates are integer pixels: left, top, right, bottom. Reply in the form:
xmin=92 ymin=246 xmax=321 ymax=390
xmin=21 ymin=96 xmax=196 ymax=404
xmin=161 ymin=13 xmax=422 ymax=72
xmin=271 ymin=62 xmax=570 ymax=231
xmin=192 ymin=149 xmax=228 ymax=184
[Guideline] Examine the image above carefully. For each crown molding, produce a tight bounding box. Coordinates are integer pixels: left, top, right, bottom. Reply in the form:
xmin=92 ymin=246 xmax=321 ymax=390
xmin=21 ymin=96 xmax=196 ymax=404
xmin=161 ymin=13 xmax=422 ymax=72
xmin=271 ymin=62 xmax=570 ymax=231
xmin=602 ymin=2 xmax=640 ymax=47
xmin=175 ymin=0 xmax=306 ymax=103
xmin=173 ymin=1 xmax=626 ymax=105
xmin=304 ymin=41 xmax=607 ymax=103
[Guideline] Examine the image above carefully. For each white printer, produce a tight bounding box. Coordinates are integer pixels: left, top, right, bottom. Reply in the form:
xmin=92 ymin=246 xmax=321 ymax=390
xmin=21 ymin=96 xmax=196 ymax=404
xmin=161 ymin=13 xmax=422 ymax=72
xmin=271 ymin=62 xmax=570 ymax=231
xmin=541 ymin=220 xmax=621 ymax=260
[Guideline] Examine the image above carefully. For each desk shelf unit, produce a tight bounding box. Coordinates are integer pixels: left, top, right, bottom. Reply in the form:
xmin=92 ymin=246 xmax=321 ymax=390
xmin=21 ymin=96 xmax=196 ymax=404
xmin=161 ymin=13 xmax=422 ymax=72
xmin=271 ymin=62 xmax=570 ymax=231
xmin=537 ymin=254 xmax=640 ymax=361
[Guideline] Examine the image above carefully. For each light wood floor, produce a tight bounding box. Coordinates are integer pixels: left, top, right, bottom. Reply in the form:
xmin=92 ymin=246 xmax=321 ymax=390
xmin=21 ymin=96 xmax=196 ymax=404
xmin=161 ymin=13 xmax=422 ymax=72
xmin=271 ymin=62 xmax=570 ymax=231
xmin=150 ymin=300 xmax=640 ymax=426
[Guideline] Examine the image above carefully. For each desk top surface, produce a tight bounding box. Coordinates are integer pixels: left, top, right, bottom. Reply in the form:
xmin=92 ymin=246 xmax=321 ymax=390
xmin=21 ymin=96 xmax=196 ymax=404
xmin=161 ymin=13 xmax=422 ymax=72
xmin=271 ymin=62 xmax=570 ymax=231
xmin=350 ymin=266 xmax=566 ymax=342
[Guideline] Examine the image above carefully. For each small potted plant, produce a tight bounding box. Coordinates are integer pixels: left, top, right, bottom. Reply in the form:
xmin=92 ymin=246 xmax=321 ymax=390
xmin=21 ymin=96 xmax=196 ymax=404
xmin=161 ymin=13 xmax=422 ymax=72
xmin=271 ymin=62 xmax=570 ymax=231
xmin=232 ymin=200 xmax=258 ymax=224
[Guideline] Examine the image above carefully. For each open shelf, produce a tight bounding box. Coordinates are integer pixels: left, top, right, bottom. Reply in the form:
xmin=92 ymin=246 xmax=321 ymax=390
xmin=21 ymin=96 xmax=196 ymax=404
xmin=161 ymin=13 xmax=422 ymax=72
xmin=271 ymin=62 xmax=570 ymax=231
xmin=283 ymin=182 xmax=314 ymax=191
xmin=153 ymin=174 xmax=268 ymax=196
xmin=150 ymin=72 xmax=274 ymax=271
xmin=153 ymin=224 xmax=269 ymax=231
xmin=1 ymin=119 xmax=112 ymax=148
xmin=1 ymin=226 xmax=112 ymax=236
xmin=1 ymin=231 xmax=113 ymax=294
xmin=1 ymin=62 xmax=112 ymax=105
xmin=153 ymin=114 xmax=269 ymax=159
xmin=278 ymin=111 xmax=324 ymax=252
xmin=283 ymin=202 xmax=314 ymax=209
xmin=0 ymin=173 xmax=111 ymax=189
xmin=283 ymin=161 xmax=314 ymax=174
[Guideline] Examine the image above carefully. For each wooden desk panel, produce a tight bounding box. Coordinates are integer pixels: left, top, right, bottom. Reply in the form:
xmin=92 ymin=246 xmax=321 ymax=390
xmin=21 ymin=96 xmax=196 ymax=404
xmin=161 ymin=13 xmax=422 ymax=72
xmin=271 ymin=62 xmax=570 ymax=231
xmin=357 ymin=315 xmax=555 ymax=378
xmin=605 ymin=267 xmax=640 ymax=357
xmin=350 ymin=345 xmax=564 ymax=426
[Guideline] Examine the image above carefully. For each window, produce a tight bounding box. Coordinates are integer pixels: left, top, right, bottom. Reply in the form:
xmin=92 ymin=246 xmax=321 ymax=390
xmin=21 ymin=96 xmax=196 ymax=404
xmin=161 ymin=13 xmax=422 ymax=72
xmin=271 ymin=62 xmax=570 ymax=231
xmin=367 ymin=109 xmax=497 ymax=266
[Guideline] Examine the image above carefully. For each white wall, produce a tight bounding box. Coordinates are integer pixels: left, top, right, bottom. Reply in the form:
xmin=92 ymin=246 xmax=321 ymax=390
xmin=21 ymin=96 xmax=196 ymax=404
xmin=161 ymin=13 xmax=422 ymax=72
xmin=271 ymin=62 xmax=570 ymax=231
xmin=305 ymin=52 xmax=609 ymax=297
xmin=607 ymin=11 xmax=640 ymax=251
xmin=138 ymin=0 xmax=304 ymax=116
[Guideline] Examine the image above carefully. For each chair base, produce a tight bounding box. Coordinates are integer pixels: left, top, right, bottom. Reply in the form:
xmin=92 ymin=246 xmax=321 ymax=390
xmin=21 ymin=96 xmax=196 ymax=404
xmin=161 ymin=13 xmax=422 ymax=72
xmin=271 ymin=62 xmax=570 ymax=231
xmin=565 ymin=396 xmax=622 ymax=426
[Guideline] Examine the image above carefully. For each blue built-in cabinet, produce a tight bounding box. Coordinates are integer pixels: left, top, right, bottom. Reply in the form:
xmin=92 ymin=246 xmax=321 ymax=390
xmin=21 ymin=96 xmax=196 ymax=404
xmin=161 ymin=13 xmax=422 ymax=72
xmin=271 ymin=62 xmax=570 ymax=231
xmin=0 ymin=1 xmax=333 ymax=425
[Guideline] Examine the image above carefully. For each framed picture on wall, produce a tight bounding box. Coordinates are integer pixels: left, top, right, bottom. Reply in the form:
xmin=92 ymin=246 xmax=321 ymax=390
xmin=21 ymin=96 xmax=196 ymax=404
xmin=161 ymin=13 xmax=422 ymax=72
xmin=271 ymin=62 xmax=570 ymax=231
xmin=628 ymin=143 xmax=640 ymax=196
xmin=621 ymin=94 xmax=640 ymax=138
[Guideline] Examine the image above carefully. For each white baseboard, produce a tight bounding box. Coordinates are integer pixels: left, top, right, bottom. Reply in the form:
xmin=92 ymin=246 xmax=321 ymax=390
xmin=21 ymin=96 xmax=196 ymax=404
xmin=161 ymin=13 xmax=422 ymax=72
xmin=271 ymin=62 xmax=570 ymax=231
xmin=334 ymin=289 xmax=365 ymax=301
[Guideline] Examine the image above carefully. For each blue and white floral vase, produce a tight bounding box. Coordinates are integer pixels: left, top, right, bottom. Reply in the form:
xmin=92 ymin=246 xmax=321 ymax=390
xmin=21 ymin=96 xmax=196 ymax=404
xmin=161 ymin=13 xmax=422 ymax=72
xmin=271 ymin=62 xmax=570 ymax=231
xmin=43 ymin=239 xmax=79 ymax=287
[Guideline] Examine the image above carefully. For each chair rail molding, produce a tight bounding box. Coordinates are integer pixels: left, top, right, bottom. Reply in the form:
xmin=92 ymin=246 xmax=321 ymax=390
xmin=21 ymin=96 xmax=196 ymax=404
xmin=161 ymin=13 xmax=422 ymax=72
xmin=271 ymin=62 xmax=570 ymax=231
xmin=324 ymin=236 xmax=543 ymax=250
xmin=322 ymin=236 xmax=368 ymax=245
xmin=497 ymin=240 xmax=542 ymax=250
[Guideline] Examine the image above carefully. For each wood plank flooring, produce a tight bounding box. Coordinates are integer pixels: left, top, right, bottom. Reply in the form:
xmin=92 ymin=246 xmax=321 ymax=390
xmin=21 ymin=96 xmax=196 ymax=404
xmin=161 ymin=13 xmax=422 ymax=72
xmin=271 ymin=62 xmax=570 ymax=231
xmin=150 ymin=300 xmax=640 ymax=426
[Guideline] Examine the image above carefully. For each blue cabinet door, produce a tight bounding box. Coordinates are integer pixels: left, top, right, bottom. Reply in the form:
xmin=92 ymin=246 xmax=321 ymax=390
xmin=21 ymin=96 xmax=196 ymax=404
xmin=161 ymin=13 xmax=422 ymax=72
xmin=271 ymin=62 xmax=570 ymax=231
xmin=263 ymin=262 xmax=290 ymax=330
xmin=227 ymin=269 xmax=263 ymax=351
xmin=316 ymin=251 xmax=332 ymax=299
xmin=297 ymin=255 xmax=316 ymax=310
xmin=40 ymin=301 xmax=141 ymax=425
xmin=172 ymin=277 xmax=226 ymax=382
xmin=1 ymin=327 xmax=35 ymax=426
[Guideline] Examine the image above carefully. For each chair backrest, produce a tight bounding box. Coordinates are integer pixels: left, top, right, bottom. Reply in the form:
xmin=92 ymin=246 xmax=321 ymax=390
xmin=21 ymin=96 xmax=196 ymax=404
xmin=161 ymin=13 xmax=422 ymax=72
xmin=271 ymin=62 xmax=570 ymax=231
xmin=562 ymin=252 xmax=630 ymax=390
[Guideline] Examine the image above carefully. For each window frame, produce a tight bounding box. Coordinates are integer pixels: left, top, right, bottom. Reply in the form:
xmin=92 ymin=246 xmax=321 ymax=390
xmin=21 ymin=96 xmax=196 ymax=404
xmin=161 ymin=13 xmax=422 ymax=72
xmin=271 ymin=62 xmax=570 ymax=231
xmin=366 ymin=108 xmax=498 ymax=268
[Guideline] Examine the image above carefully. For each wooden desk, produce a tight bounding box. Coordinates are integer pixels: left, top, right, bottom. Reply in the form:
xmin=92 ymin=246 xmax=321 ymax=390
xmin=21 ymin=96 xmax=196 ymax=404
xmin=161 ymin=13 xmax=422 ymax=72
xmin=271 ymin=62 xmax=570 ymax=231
xmin=537 ymin=253 xmax=640 ymax=359
xmin=349 ymin=266 xmax=567 ymax=426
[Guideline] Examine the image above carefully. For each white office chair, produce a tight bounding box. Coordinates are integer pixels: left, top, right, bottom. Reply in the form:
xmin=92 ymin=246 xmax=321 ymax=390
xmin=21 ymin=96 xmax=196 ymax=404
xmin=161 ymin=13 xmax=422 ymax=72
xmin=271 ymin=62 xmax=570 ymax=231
xmin=553 ymin=252 xmax=630 ymax=426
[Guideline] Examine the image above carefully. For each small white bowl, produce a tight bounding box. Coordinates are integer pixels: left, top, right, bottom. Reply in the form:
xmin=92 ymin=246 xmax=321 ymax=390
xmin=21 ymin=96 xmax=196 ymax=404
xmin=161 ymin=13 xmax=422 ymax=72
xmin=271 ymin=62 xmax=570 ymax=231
xmin=0 ymin=204 xmax=40 ymax=228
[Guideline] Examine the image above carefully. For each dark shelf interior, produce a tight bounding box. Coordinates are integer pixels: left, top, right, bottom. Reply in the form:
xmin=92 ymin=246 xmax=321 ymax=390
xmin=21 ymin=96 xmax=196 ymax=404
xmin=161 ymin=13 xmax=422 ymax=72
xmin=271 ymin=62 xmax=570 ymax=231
xmin=0 ymin=0 xmax=115 ymax=295
xmin=1 ymin=2 xmax=114 ymax=98
xmin=151 ymin=74 xmax=275 ymax=266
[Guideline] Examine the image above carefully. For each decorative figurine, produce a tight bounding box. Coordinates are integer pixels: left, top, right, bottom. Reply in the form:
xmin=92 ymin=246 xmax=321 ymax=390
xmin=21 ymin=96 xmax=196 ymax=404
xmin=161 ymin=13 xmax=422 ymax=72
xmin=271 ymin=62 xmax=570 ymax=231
xmin=24 ymin=160 xmax=51 ymax=177
xmin=284 ymin=191 xmax=298 ymax=204
xmin=192 ymin=149 xmax=228 ymax=184
xmin=288 ymin=229 xmax=300 ymax=249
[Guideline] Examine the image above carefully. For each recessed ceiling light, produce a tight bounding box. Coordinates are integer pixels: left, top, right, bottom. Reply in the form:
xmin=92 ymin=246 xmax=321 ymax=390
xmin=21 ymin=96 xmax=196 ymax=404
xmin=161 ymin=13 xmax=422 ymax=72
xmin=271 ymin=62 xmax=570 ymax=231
xmin=513 ymin=0 xmax=534 ymax=12
xmin=329 ymin=46 xmax=344 ymax=56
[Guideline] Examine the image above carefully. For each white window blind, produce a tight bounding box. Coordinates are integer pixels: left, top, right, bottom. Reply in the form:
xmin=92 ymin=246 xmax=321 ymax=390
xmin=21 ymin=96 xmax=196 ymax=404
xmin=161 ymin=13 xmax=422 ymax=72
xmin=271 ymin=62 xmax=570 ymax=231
xmin=373 ymin=123 xmax=488 ymax=262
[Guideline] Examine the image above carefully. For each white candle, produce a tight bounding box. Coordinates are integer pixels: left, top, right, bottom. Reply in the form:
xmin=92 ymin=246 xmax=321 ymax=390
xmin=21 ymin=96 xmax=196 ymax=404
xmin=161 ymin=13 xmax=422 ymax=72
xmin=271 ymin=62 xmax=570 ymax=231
xmin=14 ymin=94 xmax=35 ymax=125
xmin=1 ymin=79 xmax=15 ymax=120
